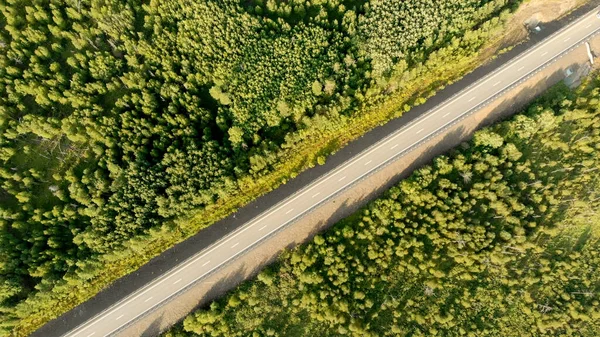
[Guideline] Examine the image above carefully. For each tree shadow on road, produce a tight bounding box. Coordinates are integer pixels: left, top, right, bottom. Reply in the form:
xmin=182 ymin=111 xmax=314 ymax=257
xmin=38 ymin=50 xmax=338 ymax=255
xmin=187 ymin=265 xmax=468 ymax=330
xmin=127 ymin=58 xmax=585 ymax=336
xmin=34 ymin=17 xmax=591 ymax=337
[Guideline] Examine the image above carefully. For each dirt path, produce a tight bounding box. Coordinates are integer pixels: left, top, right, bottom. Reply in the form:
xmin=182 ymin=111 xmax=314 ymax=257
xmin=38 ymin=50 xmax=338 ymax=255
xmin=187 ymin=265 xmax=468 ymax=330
xmin=499 ymin=0 xmax=582 ymax=47
xmin=31 ymin=2 xmax=596 ymax=337
xmin=119 ymin=2 xmax=600 ymax=336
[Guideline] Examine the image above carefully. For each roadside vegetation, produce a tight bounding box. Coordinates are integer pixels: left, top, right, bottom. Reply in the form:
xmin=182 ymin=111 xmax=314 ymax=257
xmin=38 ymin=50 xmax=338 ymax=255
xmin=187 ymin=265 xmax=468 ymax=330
xmin=166 ymin=79 xmax=600 ymax=337
xmin=0 ymin=0 xmax=579 ymax=334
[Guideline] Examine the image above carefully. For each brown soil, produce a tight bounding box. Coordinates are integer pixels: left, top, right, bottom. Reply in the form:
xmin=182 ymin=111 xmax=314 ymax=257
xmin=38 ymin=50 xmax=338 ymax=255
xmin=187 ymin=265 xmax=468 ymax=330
xmin=123 ymin=41 xmax=600 ymax=337
xmin=500 ymin=0 xmax=582 ymax=48
xmin=120 ymin=2 xmax=600 ymax=336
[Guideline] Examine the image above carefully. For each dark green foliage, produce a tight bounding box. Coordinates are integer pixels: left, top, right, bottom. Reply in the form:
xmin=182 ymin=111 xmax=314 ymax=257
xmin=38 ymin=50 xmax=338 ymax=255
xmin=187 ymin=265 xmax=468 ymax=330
xmin=0 ymin=0 xmax=521 ymax=334
xmin=166 ymin=80 xmax=600 ymax=337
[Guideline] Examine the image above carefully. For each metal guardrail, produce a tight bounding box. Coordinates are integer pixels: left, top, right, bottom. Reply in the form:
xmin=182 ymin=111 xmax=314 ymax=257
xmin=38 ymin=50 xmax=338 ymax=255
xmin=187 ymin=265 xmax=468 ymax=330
xmin=61 ymin=5 xmax=600 ymax=337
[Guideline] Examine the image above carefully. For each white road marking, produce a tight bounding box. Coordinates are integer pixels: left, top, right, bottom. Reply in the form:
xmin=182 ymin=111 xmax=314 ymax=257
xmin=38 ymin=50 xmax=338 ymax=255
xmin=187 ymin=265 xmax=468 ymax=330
xmin=144 ymin=297 xmax=153 ymax=303
xmin=541 ymin=51 xmax=548 ymax=56
xmin=173 ymin=278 xmax=182 ymax=285
xmin=493 ymin=81 xmax=501 ymax=87
xmin=364 ymin=160 xmax=372 ymax=166
xmin=258 ymin=225 xmax=267 ymax=231
xmin=312 ymin=192 xmax=320 ymax=198
xmin=338 ymin=176 xmax=347 ymax=182
xmin=443 ymin=112 xmax=451 ymax=117
xmin=468 ymin=96 xmax=476 ymax=102
xmin=115 ymin=315 xmax=124 ymax=321
xmin=517 ymin=66 xmax=525 ymax=71
xmin=231 ymin=242 xmax=239 ymax=248
xmin=202 ymin=261 xmax=211 ymax=266
xmin=86 ymin=333 xmax=96 ymax=337
xmin=586 ymin=24 xmax=592 ymax=28
xmin=285 ymin=208 xmax=294 ymax=214
xmin=416 ymin=128 xmax=424 ymax=134
xmin=390 ymin=144 xmax=399 ymax=150
xmin=564 ymin=37 xmax=571 ymax=42
xmin=62 ymin=13 xmax=600 ymax=337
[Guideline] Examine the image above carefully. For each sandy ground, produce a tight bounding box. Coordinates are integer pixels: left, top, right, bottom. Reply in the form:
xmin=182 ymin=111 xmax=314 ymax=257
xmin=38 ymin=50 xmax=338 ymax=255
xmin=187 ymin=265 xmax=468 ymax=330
xmin=495 ymin=0 xmax=583 ymax=49
xmin=120 ymin=4 xmax=600 ymax=337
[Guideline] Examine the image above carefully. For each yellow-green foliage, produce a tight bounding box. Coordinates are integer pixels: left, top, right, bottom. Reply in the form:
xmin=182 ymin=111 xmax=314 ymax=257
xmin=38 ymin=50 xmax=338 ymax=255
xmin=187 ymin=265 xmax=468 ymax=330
xmin=168 ymin=80 xmax=600 ymax=337
xmin=0 ymin=0 xmax=523 ymax=335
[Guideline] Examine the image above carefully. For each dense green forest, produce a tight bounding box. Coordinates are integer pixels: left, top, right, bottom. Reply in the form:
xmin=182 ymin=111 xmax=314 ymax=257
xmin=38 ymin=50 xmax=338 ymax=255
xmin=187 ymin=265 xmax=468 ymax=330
xmin=166 ymin=80 xmax=600 ymax=337
xmin=0 ymin=0 xmax=524 ymax=334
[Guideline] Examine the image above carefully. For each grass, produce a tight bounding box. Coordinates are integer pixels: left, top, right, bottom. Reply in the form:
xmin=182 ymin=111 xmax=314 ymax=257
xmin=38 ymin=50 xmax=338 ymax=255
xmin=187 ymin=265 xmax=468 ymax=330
xmin=10 ymin=2 xmax=590 ymax=336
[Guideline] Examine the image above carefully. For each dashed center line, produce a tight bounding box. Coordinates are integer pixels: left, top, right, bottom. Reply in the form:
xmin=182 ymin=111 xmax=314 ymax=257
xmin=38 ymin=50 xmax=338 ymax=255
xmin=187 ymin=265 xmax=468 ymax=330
xmin=285 ymin=208 xmax=294 ymax=214
xmin=258 ymin=225 xmax=267 ymax=231
xmin=65 ymin=19 xmax=598 ymax=335
xmin=468 ymin=96 xmax=476 ymax=102
xmin=144 ymin=297 xmax=153 ymax=303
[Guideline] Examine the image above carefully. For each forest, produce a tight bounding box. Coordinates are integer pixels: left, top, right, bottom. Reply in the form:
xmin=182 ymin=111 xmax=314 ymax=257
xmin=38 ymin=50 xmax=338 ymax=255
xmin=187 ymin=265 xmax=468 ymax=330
xmin=0 ymin=0 xmax=527 ymax=334
xmin=165 ymin=79 xmax=600 ymax=336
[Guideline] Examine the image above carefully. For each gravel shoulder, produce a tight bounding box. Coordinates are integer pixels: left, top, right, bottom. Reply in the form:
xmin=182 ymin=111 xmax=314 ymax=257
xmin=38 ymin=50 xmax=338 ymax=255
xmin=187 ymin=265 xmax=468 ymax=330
xmin=120 ymin=3 xmax=600 ymax=336
xmin=32 ymin=2 xmax=600 ymax=337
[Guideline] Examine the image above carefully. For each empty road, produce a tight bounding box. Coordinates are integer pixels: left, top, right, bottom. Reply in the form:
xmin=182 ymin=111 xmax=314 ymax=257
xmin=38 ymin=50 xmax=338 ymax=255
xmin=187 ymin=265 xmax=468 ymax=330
xmin=63 ymin=8 xmax=600 ymax=337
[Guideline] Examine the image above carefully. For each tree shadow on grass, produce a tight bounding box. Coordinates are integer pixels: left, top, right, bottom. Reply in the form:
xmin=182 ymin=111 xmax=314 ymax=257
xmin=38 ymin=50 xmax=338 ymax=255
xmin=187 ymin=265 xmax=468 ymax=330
xmin=33 ymin=13 xmax=591 ymax=337
xmin=120 ymin=59 xmax=586 ymax=336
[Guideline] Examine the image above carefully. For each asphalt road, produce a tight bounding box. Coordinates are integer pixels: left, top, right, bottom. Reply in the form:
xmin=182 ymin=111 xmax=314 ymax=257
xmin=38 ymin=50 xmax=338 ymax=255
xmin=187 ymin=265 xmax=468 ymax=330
xmin=63 ymin=8 xmax=600 ymax=337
